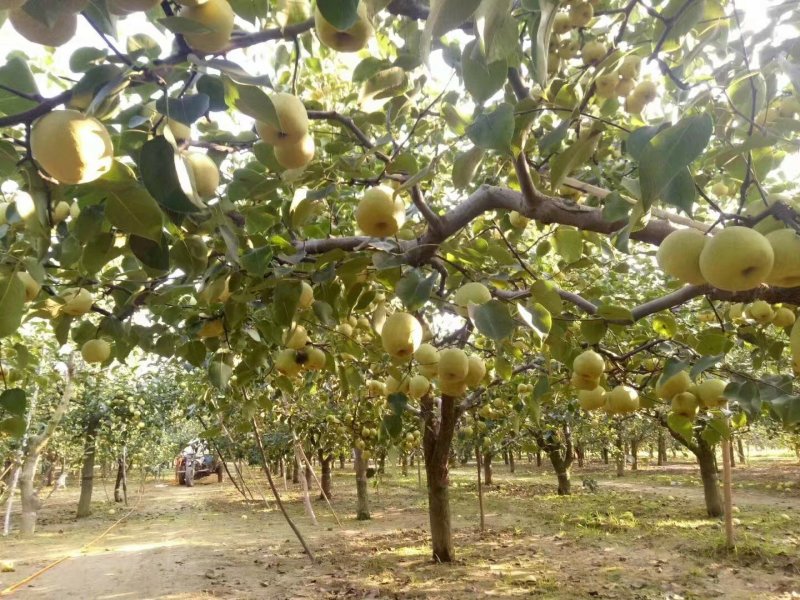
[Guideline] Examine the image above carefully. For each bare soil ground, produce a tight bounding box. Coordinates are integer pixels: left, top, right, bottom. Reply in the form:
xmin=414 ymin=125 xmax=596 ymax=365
xmin=1 ymin=455 xmax=798 ymax=599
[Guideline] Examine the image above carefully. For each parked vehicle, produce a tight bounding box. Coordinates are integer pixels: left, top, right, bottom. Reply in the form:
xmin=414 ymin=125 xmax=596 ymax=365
xmin=175 ymin=439 xmax=223 ymax=486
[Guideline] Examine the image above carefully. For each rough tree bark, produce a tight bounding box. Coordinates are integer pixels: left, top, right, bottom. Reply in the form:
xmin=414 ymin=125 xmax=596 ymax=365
xmin=663 ymin=421 xmax=723 ymax=518
xmin=737 ymin=437 xmax=746 ymax=465
xmin=537 ymin=426 xmax=574 ymax=495
xmin=657 ymin=430 xmax=667 ymax=466
xmin=630 ymin=438 xmax=639 ymax=471
xmin=483 ymin=452 xmax=493 ymax=486
xmin=316 ymin=450 xmax=332 ymax=501
xmin=508 ymin=449 xmax=515 ymax=473
xmin=615 ymin=430 xmax=625 ymax=477
xmin=401 ymin=452 xmax=408 ymax=476
xmin=113 ymin=458 xmax=126 ymax=503
xmin=354 ymin=447 xmax=370 ymax=520
xmin=76 ymin=415 xmax=100 ymax=518
xmin=421 ymin=393 xmax=458 ymax=562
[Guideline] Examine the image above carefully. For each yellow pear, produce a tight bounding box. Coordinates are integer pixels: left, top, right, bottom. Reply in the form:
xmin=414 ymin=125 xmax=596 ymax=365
xmin=671 ymin=391 xmax=699 ymax=417
xmin=273 ymin=134 xmax=315 ymax=170
xmin=632 ymin=80 xmax=658 ymax=103
xmin=696 ymin=379 xmax=728 ymax=409
xmin=298 ymin=281 xmax=314 ymax=309
xmin=570 ymin=371 xmax=599 ymax=391
xmin=573 ymin=349 xmax=605 ymax=378
xmin=699 ymin=227 xmax=774 ymax=292
xmin=656 ymin=228 xmax=708 ymax=285
xmin=581 ymin=41 xmax=606 ymax=65
xmin=255 ymin=93 xmax=309 ymax=146
xmin=314 ymin=1 xmax=373 ymax=53
xmin=606 ymin=385 xmax=639 ymax=414
xmin=283 ymin=323 xmax=309 ymax=349
xmin=51 ymin=201 xmax=71 ymax=224
xmin=181 ymin=0 xmax=235 ymax=53
xmin=464 ymin=355 xmax=486 ymax=388
xmin=414 ymin=342 xmax=439 ymax=378
xmin=509 ymin=211 xmax=529 ymax=229
xmin=772 ymin=306 xmax=796 ymax=328
xmin=439 ymin=378 xmax=468 ymax=397
xmin=746 ymin=300 xmax=774 ymax=325
xmin=16 ymin=271 xmax=40 ymax=302
xmin=453 ymin=282 xmax=492 ymax=317
xmin=81 ymin=339 xmax=112 ymax=364
xmin=276 ymin=0 xmax=310 ymax=26
xmin=615 ymin=77 xmax=635 ymax=97
xmin=408 ymin=374 xmax=431 ymax=399
xmin=656 ymin=370 xmax=691 ymax=400
xmin=302 ymin=346 xmax=326 ymax=370
xmin=728 ymin=302 xmax=745 ymax=321
xmin=569 ymin=1 xmax=593 ymax=27
xmin=578 ymin=386 xmax=606 ymax=410
xmin=380 ymin=312 xmax=422 ymax=360
xmin=275 ymin=348 xmax=302 ymax=375
xmin=765 ymin=229 xmax=800 ymax=287
xmin=438 ymin=348 xmax=469 ymax=383
xmin=60 ymin=288 xmax=94 ymax=316
xmin=625 ymin=92 xmax=647 ymax=114
xmin=31 ymin=110 xmax=113 ymax=185
xmin=355 ymin=186 xmax=406 ymax=237
xmin=618 ymin=54 xmax=642 ymax=79
xmin=10 ymin=8 xmax=77 ymax=46
xmin=176 ymin=0 xmax=209 ymax=5
xmin=367 ymin=379 xmax=386 ymax=397
xmin=595 ymin=72 xmax=620 ymax=98
xmin=185 ymin=152 xmax=220 ymax=200
xmin=385 ymin=374 xmax=409 ymax=395
xmin=552 ymin=12 xmax=573 ymax=34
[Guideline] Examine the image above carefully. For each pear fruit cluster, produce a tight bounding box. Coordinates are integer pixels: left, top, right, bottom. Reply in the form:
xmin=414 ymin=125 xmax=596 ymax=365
xmin=255 ymin=93 xmax=315 ymax=170
xmin=656 ymin=369 xmax=728 ymax=419
xmin=180 ymin=0 xmax=236 ymax=54
xmin=8 ymin=2 xmax=91 ymax=46
xmin=658 ymin=226 xmax=790 ymax=293
xmin=356 ymin=186 xmax=406 ymax=237
xmin=728 ymin=301 xmax=796 ymax=328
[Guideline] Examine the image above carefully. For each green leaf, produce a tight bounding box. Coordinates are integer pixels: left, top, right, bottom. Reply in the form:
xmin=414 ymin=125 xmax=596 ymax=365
xmin=580 ymin=319 xmax=607 ymax=344
xmin=387 ymin=392 xmax=408 ymax=416
xmin=240 ymin=246 xmax=272 ymax=277
xmin=695 ymin=330 xmax=731 ymax=356
xmin=518 ymin=302 xmax=551 ymax=340
xmin=704 ymin=415 xmax=731 ymax=443
xmin=223 ymin=78 xmax=278 ymax=126
xmin=396 ymin=269 xmax=436 ymax=312
xmin=129 ymin=234 xmax=170 ymax=272
xmin=0 ymin=140 xmax=19 ymax=177
xmin=461 ymin=40 xmax=507 ymax=104
xmin=768 ymin=395 xmax=800 ymax=427
xmin=452 ymin=146 xmax=485 ymax=189
xmin=667 ymin=412 xmax=694 ymax=444
xmin=0 ymin=388 xmax=26 ymax=417
xmin=470 ymin=299 xmax=516 ymax=340
xmin=530 ymin=280 xmax=563 ymax=314
xmin=0 ymin=275 xmax=25 ymax=338
xmin=639 ymin=114 xmax=713 ymax=208
xmin=0 ymin=416 xmax=25 ymax=438
xmin=155 ymin=94 xmax=210 ymax=125
xmin=81 ymin=232 xmax=116 ymax=275
xmin=381 ymin=411 xmax=404 ymax=438
xmin=106 ymin=185 xmax=164 ymax=242
xmin=524 ymin=0 xmax=559 ymax=87
xmin=0 ymin=56 xmax=39 ymax=116
xmin=420 ymin=0 xmax=482 ymax=63
xmin=475 ymin=0 xmax=518 ymax=63
xmin=208 ymin=353 xmax=233 ymax=390
xmin=466 ymin=103 xmax=515 ymax=153
xmin=316 ymin=0 xmax=360 ymax=30
xmin=273 ymin=280 xmax=302 ymax=328
xmin=661 ymin=168 xmax=695 ymax=216
xmin=660 ymin=357 xmax=689 ymax=385
xmin=726 ymin=73 xmax=766 ymax=120
xmin=689 ymin=354 xmax=723 ymax=380
xmin=553 ymin=226 xmax=583 ymax=263
xmin=724 ymin=381 xmax=761 ymax=422
xmin=597 ymin=304 xmax=634 ymax=324
xmin=138 ymin=136 xmax=205 ymax=214
xmin=550 ymin=132 xmax=601 ymax=191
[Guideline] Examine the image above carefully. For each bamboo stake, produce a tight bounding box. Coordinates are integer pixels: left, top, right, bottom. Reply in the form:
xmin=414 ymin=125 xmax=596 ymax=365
xmin=721 ymin=436 xmax=735 ymax=549
xmin=251 ymin=417 xmax=315 ymax=562
xmin=476 ymin=448 xmax=485 ymax=532
xmin=293 ymin=438 xmax=342 ymax=527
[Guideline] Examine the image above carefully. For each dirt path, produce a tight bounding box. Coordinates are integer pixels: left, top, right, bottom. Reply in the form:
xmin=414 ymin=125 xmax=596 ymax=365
xmin=1 ymin=463 xmax=799 ymax=599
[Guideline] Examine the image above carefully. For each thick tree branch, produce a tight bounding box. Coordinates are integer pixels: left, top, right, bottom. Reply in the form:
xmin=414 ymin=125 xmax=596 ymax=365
xmin=410 ymin=185 xmax=444 ymax=235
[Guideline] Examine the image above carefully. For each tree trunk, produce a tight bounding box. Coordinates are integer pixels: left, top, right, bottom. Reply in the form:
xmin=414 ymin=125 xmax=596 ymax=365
xmin=317 ymin=451 xmax=332 ymax=501
xmin=339 ymin=453 xmax=345 ymax=469
xmin=114 ymin=458 xmax=125 ymax=503
xmin=401 ymin=452 xmax=408 ymax=476
xmin=601 ymin=447 xmax=609 ymax=464
xmin=728 ymin=436 xmax=736 ymax=468
xmin=548 ymin=450 xmax=571 ymax=495
xmin=615 ymin=431 xmax=625 ymax=477
xmin=483 ymin=452 xmax=493 ymax=485
xmin=502 ymin=451 xmax=509 ymax=465
xmin=508 ymin=449 xmax=515 ymax=473
xmin=696 ymin=438 xmax=724 ymax=518
xmin=421 ymin=394 xmax=457 ymax=563
xmin=377 ymin=450 xmax=386 ymax=475
xmin=536 ymin=449 xmax=542 ymax=467
xmin=76 ymin=416 xmax=100 ymax=518
xmin=576 ymin=444 xmax=585 ymax=468
xmin=410 ymin=453 xmax=415 ymax=466
xmin=630 ymin=438 xmax=639 ymax=471
xmin=19 ymin=452 xmax=41 ymax=536
xmin=354 ymin=447 xmax=370 ymax=520
xmin=737 ymin=437 xmax=746 ymax=465
xmin=657 ymin=430 xmax=667 ymax=466
xmin=292 ymin=456 xmax=299 ymax=484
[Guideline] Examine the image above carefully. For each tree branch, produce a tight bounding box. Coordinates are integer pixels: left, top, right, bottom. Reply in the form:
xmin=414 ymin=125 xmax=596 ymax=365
xmin=307 ymin=110 xmax=390 ymax=162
